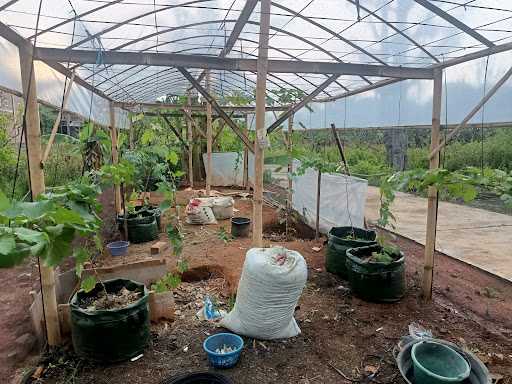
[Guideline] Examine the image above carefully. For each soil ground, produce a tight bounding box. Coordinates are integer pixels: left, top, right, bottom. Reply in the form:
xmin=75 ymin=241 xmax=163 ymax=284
xmin=6 ymin=187 xmax=512 ymax=384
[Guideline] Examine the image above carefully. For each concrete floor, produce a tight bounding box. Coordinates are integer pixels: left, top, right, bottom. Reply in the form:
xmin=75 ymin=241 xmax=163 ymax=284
xmin=365 ymin=186 xmax=512 ymax=282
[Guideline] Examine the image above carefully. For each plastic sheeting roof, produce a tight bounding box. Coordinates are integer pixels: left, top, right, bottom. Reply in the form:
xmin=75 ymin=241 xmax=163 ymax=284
xmin=1 ymin=0 xmax=512 ymax=108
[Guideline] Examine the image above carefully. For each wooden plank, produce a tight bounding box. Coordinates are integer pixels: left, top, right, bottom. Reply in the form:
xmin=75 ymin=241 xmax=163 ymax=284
xmin=252 ymin=0 xmax=271 ymax=247
xmin=330 ymin=123 xmax=350 ymax=174
xmin=315 ymin=170 xmax=322 ymax=240
xmin=150 ymin=241 xmax=168 ymax=255
xmin=181 ymin=108 xmax=206 ymax=139
xmin=286 ymin=114 xmax=294 ymax=240
xmin=110 ymin=103 xmax=121 ymax=214
xmin=41 ymin=71 xmax=75 ymax=165
xmin=413 ymin=0 xmax=494 ymax=47
xmin=423 ymin=68 xmax=443 ymax=301
xmin=19 ymin=50 xmax=61 ymax=346
xmin=243 ymin=115 xmax=250 ymax=190
xmin=206 ymin=70 xmax=212 ymax=197
xmin=178 ymin=67 xmax=255 ymax=153
xmin=36 ymin=47 xmax=435 ymax=79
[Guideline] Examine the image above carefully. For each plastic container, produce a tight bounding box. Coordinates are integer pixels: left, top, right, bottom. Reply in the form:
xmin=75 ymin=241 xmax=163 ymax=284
xmin=411 ymin=341 xmax=471 ymax=384
xmin=231 ymin=217 xmax=251 ymax=238
xmin=346 ymin=244 xmax=406 ymax=302
xmin=70 ymin=278 xmax=150 ymax=362
xmin=127 ymin=218 xmax=159 ymax=244
xmin=395 ymin=337 xmax=490 ymax=384
xmin=106 ymin=241 xmax=129 ymax=256
xmin=325 ymin=226 xmax=376 ymax=279
xmin=203 ymin=333 xmax=244 ymax=368
xmin=160 ymin=372 xmax=233 ymax=384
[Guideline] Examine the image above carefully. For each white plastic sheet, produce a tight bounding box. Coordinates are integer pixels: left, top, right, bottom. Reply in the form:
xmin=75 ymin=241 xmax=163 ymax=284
xmin=202 ymin=152 xmax=254 ymax=187
xmin=292 ymin=160 xmax=368 ymax=234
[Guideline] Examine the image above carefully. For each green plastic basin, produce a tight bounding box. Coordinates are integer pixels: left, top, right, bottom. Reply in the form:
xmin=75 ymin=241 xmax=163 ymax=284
xmin=412 ymin=341 xmax=471 ymax=384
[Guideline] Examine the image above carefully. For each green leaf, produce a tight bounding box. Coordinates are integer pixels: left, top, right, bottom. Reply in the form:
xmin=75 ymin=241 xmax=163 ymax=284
xmin=4 ymin=201 xmax=53 ymax=220
xmin=159 ymin=200 xmax=172 ymax=213
xmin=0 ymin=190 xmax=9 ymax=212
xmin=81 ymin=275 xmax=97 ymax=293
xmin=166 ymin=151 xmax=179 ymax=165
xmin=0 ymin=234 xmax=16 ymax=255
xmin=14 ymin=227 xmax=49 ymax=244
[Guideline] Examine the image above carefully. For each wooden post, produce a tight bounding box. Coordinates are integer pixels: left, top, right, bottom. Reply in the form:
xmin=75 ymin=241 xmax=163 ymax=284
xmin=243 ymin=116 xmax=250 ymax=190
xmin=422 ymin=68 xmax=443 ymax=300
xmin=19 ymin=50 xmax=62 ymax=346
xmin=41 ymin=71 xmax=75 ymax=165
xmin=252 ymin=0 xmax=271 ymax=246
xmin=286 ymin=114 xmax=294 ymax=240
xmin=110 ymin=103 xmax=121 ymax=214
xmin=206 ymin=71 xmax=213 ymax=196
xmin=315 ymin=169 xmax=322 ymax=240
xmin=187 ymin=94 xmax=194 ymax=187
xmin=128 ymin=118 xmax=134 ymax=150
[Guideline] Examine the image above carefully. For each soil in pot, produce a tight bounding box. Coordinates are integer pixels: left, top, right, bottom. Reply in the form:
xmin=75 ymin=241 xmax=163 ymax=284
xmin=70 ymin=278 xmax=150 ymax=362
xmin=346 ymin=244 xmax=405 ymax=302
xmin=325 ymin=226 xmax=376 ymax=279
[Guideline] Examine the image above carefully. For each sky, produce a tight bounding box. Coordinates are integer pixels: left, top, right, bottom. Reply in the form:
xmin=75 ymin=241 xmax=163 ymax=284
xmin=0 ymin=0 xmax=511 ymax=128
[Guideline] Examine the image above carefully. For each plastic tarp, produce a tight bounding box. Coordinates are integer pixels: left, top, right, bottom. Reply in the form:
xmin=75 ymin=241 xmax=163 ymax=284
xmin=292 ymin=160 xmax=367 ymax=233
xmin=0 ymin=36 xmax=129 ymax=129
xmin=202 ymin=152 xmax=254 ymax=187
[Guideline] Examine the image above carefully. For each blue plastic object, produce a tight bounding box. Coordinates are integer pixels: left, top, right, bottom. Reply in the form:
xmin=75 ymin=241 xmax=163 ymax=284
xmin=203 ymin=333 xmax=244 ymax=369
xmin=106 ymin=241 xmax=129 ymax=256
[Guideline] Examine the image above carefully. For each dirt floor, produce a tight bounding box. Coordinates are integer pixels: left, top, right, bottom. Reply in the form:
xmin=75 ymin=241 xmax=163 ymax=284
xmin=6 ymin=187 xmax=512 ymax=383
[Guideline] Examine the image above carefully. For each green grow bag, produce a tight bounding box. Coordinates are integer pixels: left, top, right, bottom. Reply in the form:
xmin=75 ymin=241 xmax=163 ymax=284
xmin=127 ymin=217 xmax=159 ymax=244
xmin=325 ymin=227 xmax=376 ymax=279
xmin=346 ymin=245 xmax=405 ymax=302
xmin=70 ymin=278 xmax=150 ymax=362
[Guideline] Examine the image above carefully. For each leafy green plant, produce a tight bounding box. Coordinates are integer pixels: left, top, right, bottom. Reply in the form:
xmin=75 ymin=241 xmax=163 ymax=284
xmin=0 ymin=178 xmax=102 ymax=292
xmin=151 ymin=272 xmax=181 ymax=293
xmin=217 ymin=226 xmax=232 ymax=243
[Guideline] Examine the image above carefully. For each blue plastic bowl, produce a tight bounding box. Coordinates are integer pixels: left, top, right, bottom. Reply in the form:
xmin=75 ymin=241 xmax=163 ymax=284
xmin=106 ymin=241 xmax=129 ymax=257
xmin=203 ymin=333 xmax=244 ymax=369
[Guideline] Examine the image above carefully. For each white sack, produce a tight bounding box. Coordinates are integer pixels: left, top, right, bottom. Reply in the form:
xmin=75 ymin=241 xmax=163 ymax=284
xmin=221 ymin=247 xmax=307 ymax=340
xmin=292 ymin=160 xmax=368 ymax=233
xmin=185 ymin=199 xmax=217 ymax=225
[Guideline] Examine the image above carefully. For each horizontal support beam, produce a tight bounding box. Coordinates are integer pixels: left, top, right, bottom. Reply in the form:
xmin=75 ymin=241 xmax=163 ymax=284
xmin=35 ymin=47 xmax=435 ymax=79
xmin=115 ymin=101 xmax=289 ymax=112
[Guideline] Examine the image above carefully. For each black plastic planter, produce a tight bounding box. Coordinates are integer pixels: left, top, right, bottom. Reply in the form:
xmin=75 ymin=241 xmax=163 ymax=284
xmin=346 ymin=245 xmax=405 ymax=302
xmin=70 ymin=278 xmax=150 ymax=362
xmin=231 ymin=217 xmax=251 ymax=238
xmin=325 ymin=227 xmax=377 ymax=279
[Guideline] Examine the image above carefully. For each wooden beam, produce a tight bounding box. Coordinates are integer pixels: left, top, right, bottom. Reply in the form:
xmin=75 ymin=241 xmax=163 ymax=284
xmin=423 ymin=68 xmax=443 ymax=301
xmin=178 ymin=67 xmax=254 ymax=153
xmin=206 ymin=71 xmax=212 ymax=197
xmin=429 ymin=65 xmax=512 ymax=160
xmin=162 ymin=115 xmax=189 ymax=150
xmin=330 ymin=123 xmax=350 ymax=174
xmin=253 ymin=0 xmax=271 ymax=247
xmin=19 ymin=49 xmax=61 ymax=346
xmin=243 ymin=115 xmax=250 ymax=190
xmin=41 ymin=72 xmax=75 ymax=165
xmin=35 ymin=47 xmax=435 ymax=79
xmin=181 ymin=108 xmax=206 ymax=139
xmin=190 ymin=0 xmax=258 ymax=89
xmin=110 ymin=103 xmax=121 ymax=214
xmin=286 ymin=114 xmax=294 ymax=240
xmin=186 ymin=94 xmax=193 ymax=187
xmin=413 ymin=0 xmax=494 ymax=47
xmin=115 ymin=101 xmax=290 ymax=112
xmin=267 ymin=74 xmax=340 ymax=134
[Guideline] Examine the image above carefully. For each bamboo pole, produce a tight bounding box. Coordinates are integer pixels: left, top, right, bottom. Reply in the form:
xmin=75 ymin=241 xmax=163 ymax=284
xmin=286 ymin=114 xmax=294 ymax=240
xmin=186 ymin=94 xmax=194 ymax=187
xmin=128 ymin=118 xmax=134 ymax=150
xmin=315 ymin=170 xmax=322 ymax=240
xmin=252 ymin=0 xmax=271 ymax=247
xmin=423 ymin=68 xmax=443 ymax=300
xmin=206 ymin=71 xmax=212 ymax=197
xmin=109 ymin=103 xmax=121 ymax=214
xmin=41 ymin=71 xmax=75 ymax=165
xmin=19 ymin=50 xmax=62 ymax=346
xmin=243 ymin=115 xmax=249 ymax=190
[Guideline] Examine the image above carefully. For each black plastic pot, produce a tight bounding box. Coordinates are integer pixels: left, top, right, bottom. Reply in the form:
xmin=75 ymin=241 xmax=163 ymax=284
xmin=160 ymin=372 xmax=233 ymax=384
xmin=127 ymin=217 xmax=159 ymax=244
xmin=346 ymin=245 xmax=406 ymax=302
xmin=231 ymin=217 xmax=251 ymax=238
xmin=325 ymin=227 xmax=377 ymax=279
xmin=70 ymin=278 xmax=150 ymax=362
